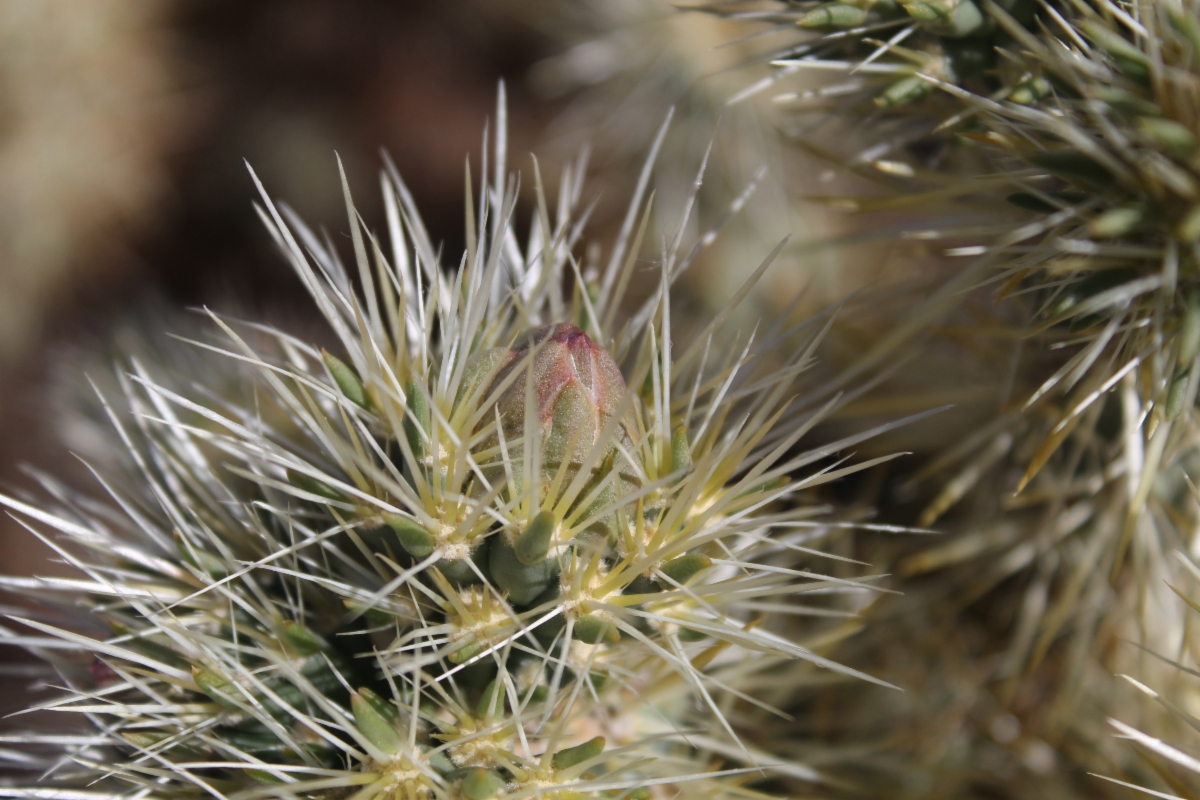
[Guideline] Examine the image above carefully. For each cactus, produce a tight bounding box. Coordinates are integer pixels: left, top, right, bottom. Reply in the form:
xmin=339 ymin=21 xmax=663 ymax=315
xmin=649 ymin=0 xmax=1200 ymax=793
xmin=0 ymin=97 xmax=909 ymax=798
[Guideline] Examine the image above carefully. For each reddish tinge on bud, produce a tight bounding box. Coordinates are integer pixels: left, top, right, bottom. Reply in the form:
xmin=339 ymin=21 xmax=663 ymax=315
xmin=463 ymin=324 xmax=640 ymax=541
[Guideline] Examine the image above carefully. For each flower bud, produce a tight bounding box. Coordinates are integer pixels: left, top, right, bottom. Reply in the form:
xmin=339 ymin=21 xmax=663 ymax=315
xmin=466 ymin=324 xmax=641 ymax=542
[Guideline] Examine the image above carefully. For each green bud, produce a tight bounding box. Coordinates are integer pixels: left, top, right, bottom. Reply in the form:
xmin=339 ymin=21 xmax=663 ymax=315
xmin=903 ymin=1 xmax=941 ymax=21
xmin=454 ymin=348 xmax=508 ymax=416
xmin=475 ymin=678 xmax=506 ymax=719
xmin=1179 ymin=204 xmax=1200 ymax=243
xmin=1088 ymin=206 xmax=1144 ymax=239
xmin=677 ymin=626 xmax=710 ymax=642
xmin=516 ymin=511 xmax=556 ymax=566
xmin=403 ymin=378 xmax=430 ymax=462
xmin=1180 ymin=301 xmax=1200 ymax=364
xmin=423 ymin=746 xmax=455 ymax=776
xmin=1009 ymin=76 xmax=1051 ymax=105
xmin=352 ymin=688 xmax=401 ymax=756
xmin=1027 ymin=149 xmax=1115 ymax=188
xmin=489 ymin=537 xmax=558 ymax=605
xmin=246 ymin=769 xmax=287 ymax=785
xmin=322 ymin=350 xmax=371 ymax=410
xmin=798 ymin=3 xmax=867 ymax=28
xmin=384 ymin=514 xmax=436 ymax=558
xmin=174 ymin=533 xmax=230 ymax=580
xmin=670 ymin=425 xmax=693 ymax=477
xmin=448 ymin=640 xmax=483 ymax=665
xmin=193 ymin=666 xmax=242 ymax=710
xmin=286 ymin=469 xmax=347 ymax=503
xmin=1082 ymin=20 xmax=1149 ymax=67
xmin=552 ymin=736 xmax=606 ymax=771
xmin=1167 ymin=372 xmax=1190 ymax=420
xmin=438 ymin=550 xmax=484 ymax=587
xmin=623 ymin=574 xmax=659 ymax=595
xmin=1137 ymin=117 xmax=1197 ymax=160
xmin=875 ymin=75 xmax=931 ymax=108
xmin=1095 ymin=88 xmax=1160 ymax=117
xmin=660 ymin=553 xmax=713 ymax=585
xmin=903 ymin=0 xmax=985 ymax=34
xmin=281 ymin=621 xmax=328 ymax=657
xmin=573 ymin=614 xmax=619 ymax=644
xmin=461 ymin=768 xmax=507 ymax=800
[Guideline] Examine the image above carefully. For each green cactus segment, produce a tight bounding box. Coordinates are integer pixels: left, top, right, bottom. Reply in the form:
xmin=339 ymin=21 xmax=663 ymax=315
xmin=193 ymin=666 xmax=243 ymax=710
xmin=281 ymin=621 xmax=328 ymax=657
xmin=490 ymin=537 xmax=558 ymax=605
xmin=660 ymin=553 xmax=713 ymax=585
xmin=461 ymin=768 xmax=507 ymax=800
xmin=385 ymin=514 xmax=436 ymax=558
xmin=516 ymin=511 xmax=557 ymax=566
xmin=798 ymin=3 xmax=867 ymax=28
xmin=876 ymin=74 xmax=932 ymax=108
xmin=286 ymin=469 xmax=347 ymax=503
xmin=351 ymin=689 xmax=402 ymax=756
xmin=573 ymin=614 xmax=620 ymax=644
xmin=322 ymin=350 xmax=371 ymax=410
xmin=403 ymin=377 xmax=430 ymax=461
xmin=904 ymin=0 xmax=986 ymax=36
xmin=551 ymin=736 xmax=606 ymax=771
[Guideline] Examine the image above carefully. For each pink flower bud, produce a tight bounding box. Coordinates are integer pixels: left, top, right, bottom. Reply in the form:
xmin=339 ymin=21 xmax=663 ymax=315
xmin=464 ymin=324 xmax=640 ymax=540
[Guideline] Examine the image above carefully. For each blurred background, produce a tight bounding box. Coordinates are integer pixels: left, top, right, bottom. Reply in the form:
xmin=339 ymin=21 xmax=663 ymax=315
xmin=0 ymin=0 xmax=571 ymax=580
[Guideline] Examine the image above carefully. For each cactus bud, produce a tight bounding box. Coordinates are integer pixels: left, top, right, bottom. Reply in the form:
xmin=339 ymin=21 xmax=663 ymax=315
xmin=876 ymin=74 xmax=932 ymax=107
xmin=322 ymin=350 xmax=371 ymax=410
xmin=1089 ymin=206 xmax=1144 ymax=238
xmin=552 ymin=736 xmax=606 ymax=770
xmin=670 ymin=425 xmax=693 ymax=477
xmin=468 ymin=324 xmax=641 ymax=540
xmin=193 ymin=666 xmax=242 ymax=710
xmin=490 ymin=536 xmax=558 ymax=605
xmin=384 ymin=514 xmax=436 ymax=558
xmin=1167 ymin=373 xmax=1190 ymax=420
xmin=286 ymin=469 xmax=346 ymax=503
xmin=799 ymin=3 xmax=867 ymax=29
xmin=573 ymin=614 xmax=619 ymax=644
xmin=352 ymin=688 xmax=401 ymax=756
xmin=403 ymin=377 xmax=430 ymax=461
xmin=281 ymin=621 xmax=328 ymax=657
xmin=516 ymin=510 xmax=557 ymax=565
xmin=461 ymin=768 xmax=507 ymax=800
xmin=660 ymin=553 xmax=712 ymax=585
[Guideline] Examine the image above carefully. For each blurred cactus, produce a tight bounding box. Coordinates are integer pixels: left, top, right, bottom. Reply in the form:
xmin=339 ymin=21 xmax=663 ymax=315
xmin=0 ymin=96 xmax=908 ymax=798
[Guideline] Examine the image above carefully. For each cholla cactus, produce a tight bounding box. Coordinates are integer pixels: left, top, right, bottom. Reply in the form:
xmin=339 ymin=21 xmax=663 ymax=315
xmin=0 ymin=98 xmax=909 ymax=798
